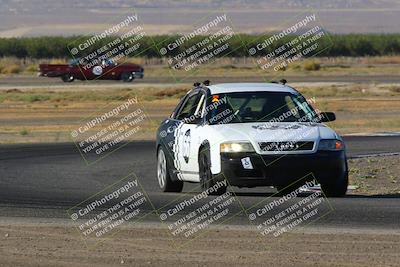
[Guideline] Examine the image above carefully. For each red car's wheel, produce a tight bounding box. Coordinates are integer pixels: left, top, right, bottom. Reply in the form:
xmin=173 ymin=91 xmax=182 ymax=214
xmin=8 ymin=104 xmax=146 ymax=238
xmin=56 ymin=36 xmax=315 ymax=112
xmin=121 ymin=72 xmax=133 ymax=82
xmin=61 ymin=74 xmax=74 ymax=82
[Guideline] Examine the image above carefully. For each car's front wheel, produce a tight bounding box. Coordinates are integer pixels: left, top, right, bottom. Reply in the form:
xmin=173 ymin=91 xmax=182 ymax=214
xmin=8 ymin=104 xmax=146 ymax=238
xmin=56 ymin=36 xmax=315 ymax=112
xmin=321 ymin=172 xmax=348 ymax=197
xmin=121 ymin=72 xmax=134 ymax=82
xmin=157 ymin=147 xmax=183 ymax=192
xmin=199 ymin=148 xmax=227 ymax=195
xmin=61 ymin=73 xmax=74 ymax=82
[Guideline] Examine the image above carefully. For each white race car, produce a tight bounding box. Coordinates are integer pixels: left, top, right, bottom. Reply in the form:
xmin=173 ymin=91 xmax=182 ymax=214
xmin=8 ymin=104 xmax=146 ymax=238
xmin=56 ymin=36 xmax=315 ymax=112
xmin=156 ymin=82 xmax=348 ymax=197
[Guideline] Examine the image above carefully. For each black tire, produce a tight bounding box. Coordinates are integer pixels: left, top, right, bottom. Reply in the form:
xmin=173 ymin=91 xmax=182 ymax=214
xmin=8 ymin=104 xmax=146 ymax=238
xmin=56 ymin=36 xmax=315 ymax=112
xmin=199 ymin=147 xmax=227 ymax=195
xmin=157 ymin=147 xmax=183 ymax=192
xmin=321 ymin=171 xmax=348 ymax=197
xmin=61 ymin=74 xmax=74 ymax=82
xmin=121 ymin=72 xmax=133 ymax=82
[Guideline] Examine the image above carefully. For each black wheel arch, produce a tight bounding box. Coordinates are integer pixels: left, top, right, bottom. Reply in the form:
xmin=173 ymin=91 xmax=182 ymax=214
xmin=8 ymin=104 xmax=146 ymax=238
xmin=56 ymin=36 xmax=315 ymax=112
xmin=198 ymin=140 xmax=211 ymax=159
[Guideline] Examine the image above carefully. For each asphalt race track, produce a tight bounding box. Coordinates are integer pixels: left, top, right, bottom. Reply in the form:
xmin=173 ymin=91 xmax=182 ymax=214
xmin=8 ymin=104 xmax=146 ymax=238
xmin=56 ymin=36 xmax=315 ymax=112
xmin=0 ymin=136 xmax=399 ymax=231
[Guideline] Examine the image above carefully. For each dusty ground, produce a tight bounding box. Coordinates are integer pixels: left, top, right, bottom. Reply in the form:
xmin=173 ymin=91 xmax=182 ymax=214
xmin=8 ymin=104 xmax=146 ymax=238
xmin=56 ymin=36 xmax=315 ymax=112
xmin=349 ymin=156 xmax=400 ymax=195
xmin=0 ymin=222 xmax=399 ymax=267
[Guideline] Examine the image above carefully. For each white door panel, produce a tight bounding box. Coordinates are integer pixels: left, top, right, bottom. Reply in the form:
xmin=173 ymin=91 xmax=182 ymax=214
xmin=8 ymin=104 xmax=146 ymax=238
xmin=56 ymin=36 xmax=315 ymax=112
xmin=174 ymin=123 xmax=201 ymax=182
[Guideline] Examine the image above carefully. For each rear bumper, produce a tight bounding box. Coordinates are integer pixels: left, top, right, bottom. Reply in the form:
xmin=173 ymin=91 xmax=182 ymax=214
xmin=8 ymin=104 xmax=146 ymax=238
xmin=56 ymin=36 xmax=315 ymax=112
xmin=220 ymin=151 xmax=347 ymax=187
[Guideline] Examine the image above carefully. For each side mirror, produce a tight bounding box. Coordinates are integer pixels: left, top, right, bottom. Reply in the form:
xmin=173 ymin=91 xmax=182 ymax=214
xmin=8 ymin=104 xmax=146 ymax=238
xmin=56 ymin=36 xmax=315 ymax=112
xmin=319 ymin=112 xmax=336 ymax=122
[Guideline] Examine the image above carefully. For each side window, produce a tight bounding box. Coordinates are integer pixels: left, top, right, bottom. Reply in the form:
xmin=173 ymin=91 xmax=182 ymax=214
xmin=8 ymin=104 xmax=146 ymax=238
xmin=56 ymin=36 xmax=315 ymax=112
xmin=291 ymin=95 xmax=315 ymax=121
xmin=176 ymin=93 xmax=201 ymax=121
xmin=171 ymin=95 xmax=189 ymax=119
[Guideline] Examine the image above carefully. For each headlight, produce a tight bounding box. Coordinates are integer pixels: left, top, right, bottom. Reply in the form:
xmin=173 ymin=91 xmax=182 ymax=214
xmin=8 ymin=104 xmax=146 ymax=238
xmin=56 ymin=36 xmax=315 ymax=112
xmin=318 ymin=139 xmax=344 ymax=151
xmin=220 ymin=142 xmax=255 ymax=153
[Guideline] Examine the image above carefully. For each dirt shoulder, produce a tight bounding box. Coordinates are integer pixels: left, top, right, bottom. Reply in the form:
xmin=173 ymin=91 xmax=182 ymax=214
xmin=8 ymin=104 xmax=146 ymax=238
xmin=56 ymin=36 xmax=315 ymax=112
xmin=349 ymin=156 xmax=400 ymax=195
xmin=0 ymin=222 xmax=399 ymax=267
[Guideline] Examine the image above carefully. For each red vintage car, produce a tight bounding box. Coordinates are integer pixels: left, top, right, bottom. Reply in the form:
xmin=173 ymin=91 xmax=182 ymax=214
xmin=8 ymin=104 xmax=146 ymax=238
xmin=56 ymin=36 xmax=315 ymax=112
xmin=38 ymin=59 xmax=144 ymax=82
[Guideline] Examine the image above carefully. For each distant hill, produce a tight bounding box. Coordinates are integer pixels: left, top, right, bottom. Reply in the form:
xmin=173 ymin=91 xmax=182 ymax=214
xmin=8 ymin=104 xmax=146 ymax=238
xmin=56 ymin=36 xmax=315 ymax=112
xmin=2 ymin=0 xmax=400 ymax=9
xmin=1 ymin=0 xmax=400 ymax=36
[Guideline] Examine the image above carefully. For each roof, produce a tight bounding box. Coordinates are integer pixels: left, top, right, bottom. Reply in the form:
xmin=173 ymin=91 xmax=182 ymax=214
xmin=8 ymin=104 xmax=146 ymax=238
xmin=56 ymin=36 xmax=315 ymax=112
xmin=206 ymin=83 xmax=297 ymax=94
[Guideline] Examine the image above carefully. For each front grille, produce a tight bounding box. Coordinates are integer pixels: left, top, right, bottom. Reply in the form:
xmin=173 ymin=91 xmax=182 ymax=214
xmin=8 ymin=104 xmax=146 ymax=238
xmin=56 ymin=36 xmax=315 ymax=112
xmin=259 ymin=141 xmax=314 ymax=152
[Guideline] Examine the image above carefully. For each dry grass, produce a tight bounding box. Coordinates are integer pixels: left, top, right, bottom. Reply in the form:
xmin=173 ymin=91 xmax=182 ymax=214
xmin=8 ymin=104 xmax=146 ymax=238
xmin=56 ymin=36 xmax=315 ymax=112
xmin=0 ymin=57 xmax=66 ymax=74
xmin=388 ymin=86 xmax=400 ymax=93
xmin=0 ymin=86 xmax=191 ymax=104
xmin=299 ymin=83 xmax=400 ymax=98
xmin=48 ymin=58 xmax=68 ymax=64
xmin=302 ymin=60 xmax=321 ymax=71
xmin=153 ymin=87 xmax=188 ymax=98
xmin=0 ymin=57 xmax=24 ymax=74
xmin=360 ymin=55 xmax=400 ymax=64
xmin=0 ymin=83 xmax=399 ymax=143
xmin=0 ymin=64 xmax=21 ymax=74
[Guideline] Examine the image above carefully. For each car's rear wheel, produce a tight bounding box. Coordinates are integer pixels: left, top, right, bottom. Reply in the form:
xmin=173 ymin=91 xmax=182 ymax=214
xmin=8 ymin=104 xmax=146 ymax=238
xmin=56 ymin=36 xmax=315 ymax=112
xmin=157 ymin=147 xmax=183 ymax=192
xmin=199 ymin=148 xmax=227 ymax=195
xmin=61 ymin=73 xmax=74 ymax=82
xmin=121 ymin=72 xmax=134 ymax=82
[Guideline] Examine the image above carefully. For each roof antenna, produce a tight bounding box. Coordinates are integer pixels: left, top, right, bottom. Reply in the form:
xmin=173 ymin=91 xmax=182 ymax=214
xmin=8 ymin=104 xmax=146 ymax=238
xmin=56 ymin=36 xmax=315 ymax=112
xmin=203 ymin=80 xmax=210 ymax=86
xmin=193 ymin=82 xmax=201 ymax=87
xmin=279 ymin=79 xmax=287 ymax=85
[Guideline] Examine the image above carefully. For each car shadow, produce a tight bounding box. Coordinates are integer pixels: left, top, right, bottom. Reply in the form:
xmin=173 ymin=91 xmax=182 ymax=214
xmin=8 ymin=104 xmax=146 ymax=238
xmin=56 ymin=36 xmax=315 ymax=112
xmin=233 ymin=191 xmax=400 ymax=198
xmin=344 ymin=193 xmax=400 ymax=198
xmin=232 ymin=192 xmax=277 ymax=197
xmin=232 ymin=191 xmax=315 ymax=198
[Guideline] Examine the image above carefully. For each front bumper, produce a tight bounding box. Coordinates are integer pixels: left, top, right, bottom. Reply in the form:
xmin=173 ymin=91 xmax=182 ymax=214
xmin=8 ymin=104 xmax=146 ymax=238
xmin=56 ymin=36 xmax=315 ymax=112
xmin=220 ymin=151 xmax=347 ymax=187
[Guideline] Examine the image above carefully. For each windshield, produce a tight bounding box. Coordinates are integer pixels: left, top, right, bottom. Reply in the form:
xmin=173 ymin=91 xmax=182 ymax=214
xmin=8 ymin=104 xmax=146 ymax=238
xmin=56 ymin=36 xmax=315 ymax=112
xmin=206 ymin=91 xmax=319 ymax=125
